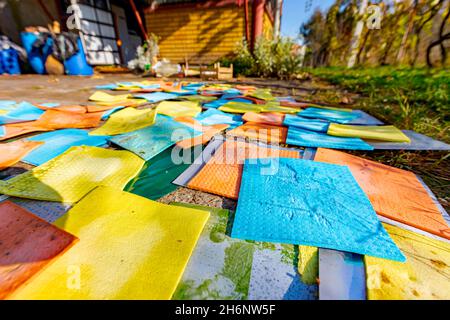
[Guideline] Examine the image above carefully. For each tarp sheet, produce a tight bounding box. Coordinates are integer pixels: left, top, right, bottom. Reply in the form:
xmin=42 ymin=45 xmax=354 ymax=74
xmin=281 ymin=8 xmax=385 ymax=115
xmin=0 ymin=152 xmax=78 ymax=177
xmin=0 ymin=146 xmax=144 ymax=203
xmin=10 ymin=197 xmax=72 ymax=223
xmin=0 ymin=201 xmax=76 ymax=300
xmin=171 ymin=203 xmax=318 ymax=300
xmin=109 ymin=115 xmax=202 ymax=161
xmin=328 ymin=124 xmax=411 ymax=143
xmin=287 ymin=127 xmax=374 ymax=150
xmin=349 ymin=110 xmax=384 ymax=125
xmin=248 ymin=245 xmax=318 ymax=300
xmin=231 ymin=158 xmax=406 ymax=262
xmin=365 ymin=224 xmax=450 ymax=300
xmin=23 ymin=129 xmax=109 ymax=166
xmin=369 ymin=130 xmax=450 ymax=151
xmin=314 ymin=148 xmax=450 ymax=240
xmin=9 ymin=187 xmax=209 ymax=300
xmin=90 ymin=108 xmax=157 ymax=136
xmin=319 ymin=249 xmax=366 ymax=300
xmin=0 ymin=140 xmax=43 ymax=170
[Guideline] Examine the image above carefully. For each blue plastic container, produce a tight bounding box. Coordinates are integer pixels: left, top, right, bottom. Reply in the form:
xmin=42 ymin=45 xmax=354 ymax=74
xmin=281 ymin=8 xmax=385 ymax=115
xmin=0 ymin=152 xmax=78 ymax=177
xmin=0 ymin=48 xmax=21 ymax=75
xmin=64 ymin=38 xmax=93 ymax=76
xmin=21 ymin=32 xmax=53 ymax=74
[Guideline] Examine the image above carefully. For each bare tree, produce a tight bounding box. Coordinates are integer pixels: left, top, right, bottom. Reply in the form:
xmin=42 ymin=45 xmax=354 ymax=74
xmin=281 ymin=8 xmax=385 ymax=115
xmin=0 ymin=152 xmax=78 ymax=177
xmin=397 ymin=0 xmax=419 ymax=64
xmin=348 ymin=0 xmax=369 ymax=68
xmin=412 ymin=0 xmax=445 ymax=65
xmin=427 ymin=0 xmax=450 ymax=67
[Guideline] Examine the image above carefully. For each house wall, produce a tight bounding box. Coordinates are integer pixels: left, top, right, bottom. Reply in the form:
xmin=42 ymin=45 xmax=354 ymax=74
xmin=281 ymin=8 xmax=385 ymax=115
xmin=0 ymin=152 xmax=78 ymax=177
xmin=145 ymin=4 xmax=250 ymax=64
xmin=263 ymin=9 xmax=274 ymax=40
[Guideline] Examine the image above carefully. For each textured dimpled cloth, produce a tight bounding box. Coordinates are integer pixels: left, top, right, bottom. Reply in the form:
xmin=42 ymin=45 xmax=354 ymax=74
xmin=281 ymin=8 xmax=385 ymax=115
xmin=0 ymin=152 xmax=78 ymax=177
xmin=287 ymin=127 xmax=374 ymax=150
xmin=243 ymin=112 xmax=285 ymax=126
xmin=0 ymin=102 xmax=45 ymax=125
xmin=231 ymin=158 xmax=406 ymax=262
xmin=328 ymin=124 xmax=411 ymax=143
xmin=227 ymin=122 xmax=288 ymax=144
xmin=0 ymin=122 xmax=51 ymax=141
xmin=110 ymin=115 xmax=202 ymax=161
xmin=9 ymin=187 xmax=209 ymax=300
xmin=195 ymin=108 xmax=243 ymax=128
xmin=34 ymin=109 xmax=103 ymax=130
xmin=156 ymin=101 xmax=202 ymax=118
xmin=219 ymin=101 xmax=264 ymax=114
xmin=0 ymin=140 xmax=44 ymax=169
xmin=88 ymin=91 xmax=131 ymax=103
xmin=283 ymin=114 xmax=330 ymax=133
xmin=365 ymin=224 xmax=450 ymax=300
xmin=133 ymin=92 xmax=178 ymax=103
xmin=89 ymin=107 xmax=157 ymax=136
xmin=0 ymin=201 xmax=77 ymax=300
xmin=23 ymin=129 xmax=109 ymax=166
xmin=187 ymin=140 xmax=301 ymax=199
xmin=299 ymin=107 xmax=359 ymax=123
xmin=314 ymin=148 xmax=450 ymax=240
xmin=0 ymin=146 xmax=144 ymax=203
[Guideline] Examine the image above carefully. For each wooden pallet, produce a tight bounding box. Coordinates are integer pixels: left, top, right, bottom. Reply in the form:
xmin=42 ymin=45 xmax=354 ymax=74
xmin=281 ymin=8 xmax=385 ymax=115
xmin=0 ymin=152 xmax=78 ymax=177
xmin=200 ymin=63 xmax=233 ymax=80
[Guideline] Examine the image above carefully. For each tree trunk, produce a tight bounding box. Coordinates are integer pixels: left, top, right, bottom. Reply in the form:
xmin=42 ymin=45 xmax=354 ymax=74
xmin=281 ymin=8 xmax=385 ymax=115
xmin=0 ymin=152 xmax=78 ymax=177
xmin=396 ymin=0 xmax=419 ymax=64
xmin=427 ymin=33 xmax=450 ymax=66
xmin=357 ymin=29 xmax=370 ymax=65
xmin=412 ymin=0 xmax=444 ymax=65
xmin=427 ymin=1 xmax=450 ymax=67
xmin=273 ymin=0 xmax=283 ymax=39
xmin=348 ymin=0 xmax=369 ymax=68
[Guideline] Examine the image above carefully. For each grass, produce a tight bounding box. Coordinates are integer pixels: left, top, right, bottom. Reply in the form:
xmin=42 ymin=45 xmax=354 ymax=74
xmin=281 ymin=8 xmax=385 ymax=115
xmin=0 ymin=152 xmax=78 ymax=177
xmin=308 ymin=66 xmax=449 ymax=143
xmin=305 ymin=66 xmax=450 ymax=212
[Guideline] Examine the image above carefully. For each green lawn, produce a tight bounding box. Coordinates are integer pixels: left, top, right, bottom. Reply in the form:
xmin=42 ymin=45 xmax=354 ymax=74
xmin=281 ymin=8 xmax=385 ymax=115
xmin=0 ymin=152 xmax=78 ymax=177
xmin=308 ymin=67 xmax=449 ymax=143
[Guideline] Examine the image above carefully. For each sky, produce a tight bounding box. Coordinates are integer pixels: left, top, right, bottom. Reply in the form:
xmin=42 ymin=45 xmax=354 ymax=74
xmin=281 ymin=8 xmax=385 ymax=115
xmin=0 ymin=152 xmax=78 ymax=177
xmin=281 ymin=0 xmax=336 ymax=40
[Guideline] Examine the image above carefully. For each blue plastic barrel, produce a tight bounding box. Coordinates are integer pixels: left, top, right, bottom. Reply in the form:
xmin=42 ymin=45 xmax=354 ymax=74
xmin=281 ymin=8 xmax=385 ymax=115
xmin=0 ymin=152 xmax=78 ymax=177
xmin=0 ymin=54 xmax=4 ymax=74
xmin=64 ymin=38 xmax=93 ymax=76
xmin=21 ymin=32 xmax=53 ymax=74
xmin=0 ymin=49 xmax=21 ymax=75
